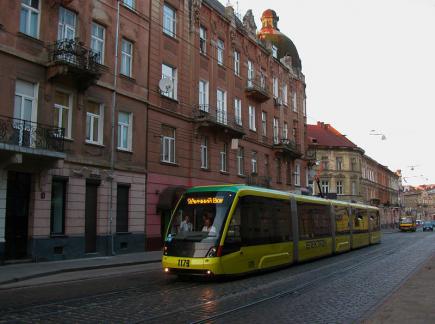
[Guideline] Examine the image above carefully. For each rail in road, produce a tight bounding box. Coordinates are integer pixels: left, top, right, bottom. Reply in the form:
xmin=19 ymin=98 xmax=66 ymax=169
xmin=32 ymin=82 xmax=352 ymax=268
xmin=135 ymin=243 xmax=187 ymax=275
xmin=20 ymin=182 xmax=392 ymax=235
xmin=0 ymin=232 xmax=434 ymax=323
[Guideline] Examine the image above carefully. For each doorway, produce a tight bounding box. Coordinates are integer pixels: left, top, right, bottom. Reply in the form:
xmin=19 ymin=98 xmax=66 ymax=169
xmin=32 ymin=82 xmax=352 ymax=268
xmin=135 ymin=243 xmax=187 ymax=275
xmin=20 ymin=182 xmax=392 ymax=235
xmin=85 ymin=180 xmax=99 ymax=253
xmin=5 ymin=172 xmax=31 ymax=260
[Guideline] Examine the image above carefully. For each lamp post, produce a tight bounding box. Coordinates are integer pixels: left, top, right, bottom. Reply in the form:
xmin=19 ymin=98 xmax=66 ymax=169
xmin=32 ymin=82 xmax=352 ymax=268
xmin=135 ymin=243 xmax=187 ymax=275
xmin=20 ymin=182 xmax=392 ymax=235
xmin=369 ymin=130 xmax=387 ymax=140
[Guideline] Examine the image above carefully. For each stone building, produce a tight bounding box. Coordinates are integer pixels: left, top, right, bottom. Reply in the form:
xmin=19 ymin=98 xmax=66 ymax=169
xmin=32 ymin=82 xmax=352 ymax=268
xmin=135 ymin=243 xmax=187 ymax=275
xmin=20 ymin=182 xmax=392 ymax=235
xmin=0 ymin=0 xmax=149 ymax=261
xmin=0 ymin=0 xmax=309 ymax=259
xmin=403 ymin=185 xmax=435 ymax=221
xmin=146 ymin=1 xmax=309 ymax=249
xmin=307 ymin=122 xmax=401 ymax=227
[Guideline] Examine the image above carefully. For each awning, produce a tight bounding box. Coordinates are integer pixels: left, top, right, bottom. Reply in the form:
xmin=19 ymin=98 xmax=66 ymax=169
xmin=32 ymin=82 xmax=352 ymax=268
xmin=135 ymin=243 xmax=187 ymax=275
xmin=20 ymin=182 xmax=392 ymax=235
xmin=156 ymin=186 xmax=186 ymax=211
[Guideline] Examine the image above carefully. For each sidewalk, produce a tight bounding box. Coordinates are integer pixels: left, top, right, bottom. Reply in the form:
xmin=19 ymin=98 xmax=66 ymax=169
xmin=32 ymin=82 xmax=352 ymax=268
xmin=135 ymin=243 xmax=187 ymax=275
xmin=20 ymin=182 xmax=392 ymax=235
xmin=0 ymin=251 xmax=162 ymax=286
xmin=364 ymin=253 xmax=435 ymax=323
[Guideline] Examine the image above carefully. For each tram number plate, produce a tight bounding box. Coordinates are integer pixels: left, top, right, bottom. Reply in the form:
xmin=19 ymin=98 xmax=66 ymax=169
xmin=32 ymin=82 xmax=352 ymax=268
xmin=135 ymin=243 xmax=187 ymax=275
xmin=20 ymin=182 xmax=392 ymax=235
xmin=178 ymin=259 xmax=190 ymax=267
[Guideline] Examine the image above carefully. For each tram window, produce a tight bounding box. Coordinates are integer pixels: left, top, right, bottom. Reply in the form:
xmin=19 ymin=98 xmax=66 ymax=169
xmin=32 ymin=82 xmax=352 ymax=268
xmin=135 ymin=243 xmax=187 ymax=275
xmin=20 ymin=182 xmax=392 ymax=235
xmin=226 ymin=205 xmax=241 ymax=243
xmin=297 ymin=203 xmax=331 ymax=239
xmin=369 ymin=211 xmax=380 ymax=231
xmin=335 ymin=206 xmax=350 ymax=235
xmin=238 ymin=196 xmax=292 ymax=245
xmin=353 ymin=209 xmax=368 ymax=233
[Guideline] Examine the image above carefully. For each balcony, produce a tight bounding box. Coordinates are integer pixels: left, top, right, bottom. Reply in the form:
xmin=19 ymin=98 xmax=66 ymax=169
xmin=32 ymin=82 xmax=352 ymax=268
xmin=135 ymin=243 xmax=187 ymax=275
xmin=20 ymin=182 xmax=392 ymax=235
xmin=0 ymin=115 xmax=66 ymax=161
xmin=246 ymin=175 xmax=272 ymax=188
xmin=272 ymin=138 xmax=302 ymax=158
xmin=192 ymin=105 xmax=245 ymax=139
xmin=47 ymin=39 xmax=101 ymax=91
xmin=245 ymin=77 xmax=271 ymax=103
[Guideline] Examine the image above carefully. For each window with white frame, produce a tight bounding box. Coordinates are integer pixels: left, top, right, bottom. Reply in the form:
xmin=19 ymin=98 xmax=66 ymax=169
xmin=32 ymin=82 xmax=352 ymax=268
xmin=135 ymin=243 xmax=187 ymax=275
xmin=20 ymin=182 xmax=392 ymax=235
xmin=286 ymin=162 xmax=292 ymax=185
xmin=123 ymin=0 xmax=135 ymax=8
xmin=321 ymin=180 xmax=329 ymax=194
xmin=91 ymin=22 xmax=105 ymax=64
xmin=161 ymin=64 xmax=177 ymax=99
xmin=220 ymin=143 xmax=228 ymax=172
xmin=283 ymin=122 xmax=288 ymax=140
xmin=217 ymin=38 xmax=224 ymax=65
xmin=336 ymin=180 xmax=343 ymax=195
xmin=261 ymin=111 xmax=267 ymax=137
xmin=273 ymin=117 xmax=279 ymax=144
xmin=234 ymin=98 xmax=242 ymax=125
xmin=352 ymin=181 xmax=357 ymax=195
xmin=58 ymin=7 xmax=76 ymax=40
xmin=14 ymin=80 xmax=37 ymax=146
xmin=247 ymin=60 xmax=254 ymax=86
xmin=336 ymin=157 xmax=343 ymax=171
xmin=161 ymin=125 xmax=175 ymax=163
xmin=273 ymin=77 xmax=279 ymax=98
xmin=234 ymin=50 xmax=240 ymax=76
xmin=292 ymin=91 xmax=297 ymax=112
xmin=260 ymin=70 xmax=266 ymax=89
xmin=237 ymin=147 xmax=244 ymax=176
xmin=86 ymin=102 xmax=103 ymax=144
xmin=20 ymin=0 xmax=40 ymax=38
xmin=117 ymin=111 xmax=132 ymax=151
xmin=272 ymin=45 xmax=278 ymax=58
xmin=321 ymin=156 xmax=329 ymax=170
xmin=53 ymin=90 xmax=72 ymax=138
xmin=294 ymin=163 xmax=300 ymax=186
xmin=199 ymin=26 xmax=206 ymax=54
xmin=121 ymin=39 xmax=133 ymax=77
xmin=248 ymin=106 xmax=256 ymax=131
xmin=15 ymin=80 xmax=36 ymax=123
xmin=251 ymin=151 xmax=257 ymax=174
xmin=216 ymin=89 xmax=227 ymax=124
xmin=163 ymin=4 xmax=176 ymax=37
xmin=282 ymin=84 xmax=288 ymax=106
xmin=200 ymin=136 xmax=208 ymax=169
xmin=198 ymin=80 xmax=209 ymax=111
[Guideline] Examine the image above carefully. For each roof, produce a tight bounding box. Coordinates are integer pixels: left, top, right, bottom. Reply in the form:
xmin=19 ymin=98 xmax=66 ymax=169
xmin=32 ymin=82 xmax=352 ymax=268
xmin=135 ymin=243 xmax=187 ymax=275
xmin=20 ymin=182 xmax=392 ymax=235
xmin=307 ymin=122 xmax=360 ymax=149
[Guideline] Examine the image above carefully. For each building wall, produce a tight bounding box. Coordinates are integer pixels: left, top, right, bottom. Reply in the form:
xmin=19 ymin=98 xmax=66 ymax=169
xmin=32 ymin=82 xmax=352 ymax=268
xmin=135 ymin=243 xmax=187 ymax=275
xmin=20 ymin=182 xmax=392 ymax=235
xmin=0 ymin=0 xmax=150 ymax=260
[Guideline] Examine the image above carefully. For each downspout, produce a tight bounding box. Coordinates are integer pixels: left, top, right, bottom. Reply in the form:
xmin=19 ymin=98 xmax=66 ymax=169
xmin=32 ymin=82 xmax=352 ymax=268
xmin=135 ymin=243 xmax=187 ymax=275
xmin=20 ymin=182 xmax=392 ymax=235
xmin=108 ymin=0 xmax=120 ymax=256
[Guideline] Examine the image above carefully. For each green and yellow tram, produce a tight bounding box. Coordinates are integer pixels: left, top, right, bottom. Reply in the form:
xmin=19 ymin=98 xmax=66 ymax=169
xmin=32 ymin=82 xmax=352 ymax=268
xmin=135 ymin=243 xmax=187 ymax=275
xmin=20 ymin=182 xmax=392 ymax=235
xmin=162 ymin=185 xmax=381 ymax=276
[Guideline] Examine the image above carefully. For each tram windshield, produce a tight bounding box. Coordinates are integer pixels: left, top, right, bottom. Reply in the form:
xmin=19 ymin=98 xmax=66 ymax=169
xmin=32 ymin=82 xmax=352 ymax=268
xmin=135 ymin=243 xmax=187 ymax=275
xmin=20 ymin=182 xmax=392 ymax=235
xmin=166 ymin=191 xmax=235 ymax=242
xmin=400 ymin=217 xmax=414 ymax=224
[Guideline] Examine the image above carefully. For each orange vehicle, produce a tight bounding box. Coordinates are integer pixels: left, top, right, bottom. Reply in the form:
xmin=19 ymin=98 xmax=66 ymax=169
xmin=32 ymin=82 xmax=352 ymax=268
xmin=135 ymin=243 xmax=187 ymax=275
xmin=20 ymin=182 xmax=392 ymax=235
xmin=399 ymin=216 xmax=416 ymax=232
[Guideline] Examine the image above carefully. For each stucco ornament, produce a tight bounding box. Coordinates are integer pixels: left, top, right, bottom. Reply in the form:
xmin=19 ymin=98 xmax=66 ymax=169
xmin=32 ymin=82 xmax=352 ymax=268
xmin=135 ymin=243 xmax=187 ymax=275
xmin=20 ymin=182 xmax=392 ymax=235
xmin=190 ymin=0 xmax=202 ymax=30
xmin=243 ymin=10 xmax=257 ymax=38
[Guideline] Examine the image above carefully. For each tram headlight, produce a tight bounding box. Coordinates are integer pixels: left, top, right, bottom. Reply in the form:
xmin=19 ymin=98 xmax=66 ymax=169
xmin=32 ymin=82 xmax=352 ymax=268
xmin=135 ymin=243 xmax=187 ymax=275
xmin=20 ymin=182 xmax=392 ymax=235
xmin=206 ymin=246 xmax=217 ymax=258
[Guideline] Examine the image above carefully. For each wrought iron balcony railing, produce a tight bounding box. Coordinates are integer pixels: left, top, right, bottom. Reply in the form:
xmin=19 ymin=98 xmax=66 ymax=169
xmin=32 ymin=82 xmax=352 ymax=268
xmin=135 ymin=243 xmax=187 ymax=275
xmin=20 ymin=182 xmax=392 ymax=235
xmin=47 ymin=39 xmax=101 ymax=90
xmin=0 ymin=115 xmax=65 ymax=152
xmin=193 ymin=105 xmax=245 ymax=138
xmin=272 ymin=138 xmax=302 ymax=158
xmin=245 ymin=76 xmax=271 ymax=102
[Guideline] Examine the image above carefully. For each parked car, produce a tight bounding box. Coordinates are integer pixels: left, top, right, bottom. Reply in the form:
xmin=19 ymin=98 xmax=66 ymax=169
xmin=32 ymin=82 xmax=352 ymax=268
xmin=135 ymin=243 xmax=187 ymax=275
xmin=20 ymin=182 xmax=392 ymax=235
xmin=422 ymin=221 xmax=434 ymax=232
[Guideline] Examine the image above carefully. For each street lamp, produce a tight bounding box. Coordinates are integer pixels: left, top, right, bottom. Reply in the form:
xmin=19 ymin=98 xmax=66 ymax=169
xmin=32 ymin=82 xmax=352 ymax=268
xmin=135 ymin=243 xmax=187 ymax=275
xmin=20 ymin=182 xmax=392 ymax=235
xmin=369 ymin=130 xmax=387 ymax=140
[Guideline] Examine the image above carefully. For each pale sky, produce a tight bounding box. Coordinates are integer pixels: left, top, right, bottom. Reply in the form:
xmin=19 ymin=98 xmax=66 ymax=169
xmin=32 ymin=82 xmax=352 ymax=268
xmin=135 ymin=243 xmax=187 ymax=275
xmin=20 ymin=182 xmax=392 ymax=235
xmin=221 ymin=0 xmax=435 ymax=186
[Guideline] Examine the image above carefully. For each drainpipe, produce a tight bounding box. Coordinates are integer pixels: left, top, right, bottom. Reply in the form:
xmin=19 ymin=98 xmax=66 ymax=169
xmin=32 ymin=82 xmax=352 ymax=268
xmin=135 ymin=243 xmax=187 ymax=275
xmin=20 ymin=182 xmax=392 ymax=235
xmin=108 ymin=0 xmax=120 ymax=256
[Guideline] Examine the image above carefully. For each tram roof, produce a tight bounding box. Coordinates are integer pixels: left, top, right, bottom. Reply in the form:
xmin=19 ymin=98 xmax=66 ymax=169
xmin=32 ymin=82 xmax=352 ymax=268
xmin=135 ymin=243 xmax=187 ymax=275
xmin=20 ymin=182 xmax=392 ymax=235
xmin=185 ymin=185 xmax=378 ymax=210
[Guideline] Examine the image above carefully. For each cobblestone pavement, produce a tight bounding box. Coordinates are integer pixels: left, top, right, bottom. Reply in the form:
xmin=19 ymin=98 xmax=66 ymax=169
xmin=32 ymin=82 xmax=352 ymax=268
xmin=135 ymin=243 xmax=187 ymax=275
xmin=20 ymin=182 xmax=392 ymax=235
xmin=0 ymin=232 xmax=434 ymax=323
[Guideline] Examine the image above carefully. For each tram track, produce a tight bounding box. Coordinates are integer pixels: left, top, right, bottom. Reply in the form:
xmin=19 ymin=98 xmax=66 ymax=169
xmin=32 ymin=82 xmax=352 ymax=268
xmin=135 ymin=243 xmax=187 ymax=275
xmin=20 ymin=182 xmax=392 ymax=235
xmin=0 ymin=233 xmax=425 ymax=323
xmin=136 ymin=242 xmax=406 ymax=323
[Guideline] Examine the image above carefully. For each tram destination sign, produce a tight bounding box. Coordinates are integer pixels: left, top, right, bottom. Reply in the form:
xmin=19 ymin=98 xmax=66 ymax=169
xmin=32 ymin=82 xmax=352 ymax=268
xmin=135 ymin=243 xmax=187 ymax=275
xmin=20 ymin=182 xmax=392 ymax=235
xmin=187 ymin=197 xmax=224 ymax=205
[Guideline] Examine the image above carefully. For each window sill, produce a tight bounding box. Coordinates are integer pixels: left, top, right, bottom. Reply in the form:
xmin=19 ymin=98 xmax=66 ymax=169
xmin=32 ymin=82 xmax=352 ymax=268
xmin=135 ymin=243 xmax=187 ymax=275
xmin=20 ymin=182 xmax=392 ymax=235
xmin=160 ymin=94 xmax=179 ymax=103
xmin=200 ymin=52 xmax=208 ymax=59
xmin=117 ymin=148 xmax=133 ymax=154
xmin=220 ymin=171 xmax=229 ymax=175
xmin=237 ymin=174 xmax=246 ymax=178
xmin=201 ymin=167 xmax=211 ymax=172
xmin=116 ymin=231 xmax=132 ymax=235
xmin=85 ymin=141 xmax=105 ymax=148
xmin=160 ymin=161 xmax=179 ymax=167
xmin=163 ymin=32 xmax=178 ymax=42
xmin=217 ymin=63 xmax=226 ymax=69
xmin=121 ymin=3 xmax=137 ymax=12
xmin=17 ymin=32 xmax=43 ymax=45
xmin=63 ymin=137 xmax=74 ymax=142
xmin=50 ymin=234 xmax=68 ymax=238
xmin=119 ymin=73 xmax=136 ymax=82
xmin=249 ymin=129 xmax=257 ymax=133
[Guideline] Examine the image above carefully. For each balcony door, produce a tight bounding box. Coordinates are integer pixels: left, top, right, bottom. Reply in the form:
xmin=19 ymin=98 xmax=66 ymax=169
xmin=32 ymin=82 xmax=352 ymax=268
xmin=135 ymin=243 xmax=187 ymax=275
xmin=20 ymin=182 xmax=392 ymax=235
xmin=216 ymin=89 xmax=227 ymax=125
xmin=58 ymin=7 xmax=76 ymax=41
xmin=13 ymin=80 xmax=37 ymax=147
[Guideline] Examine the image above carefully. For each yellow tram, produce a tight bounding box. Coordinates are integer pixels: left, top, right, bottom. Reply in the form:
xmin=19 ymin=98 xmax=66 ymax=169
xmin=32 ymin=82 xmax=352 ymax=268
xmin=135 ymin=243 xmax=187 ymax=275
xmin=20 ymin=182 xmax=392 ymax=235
xmin=162 ymin=185 xmax=381 ymax=276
